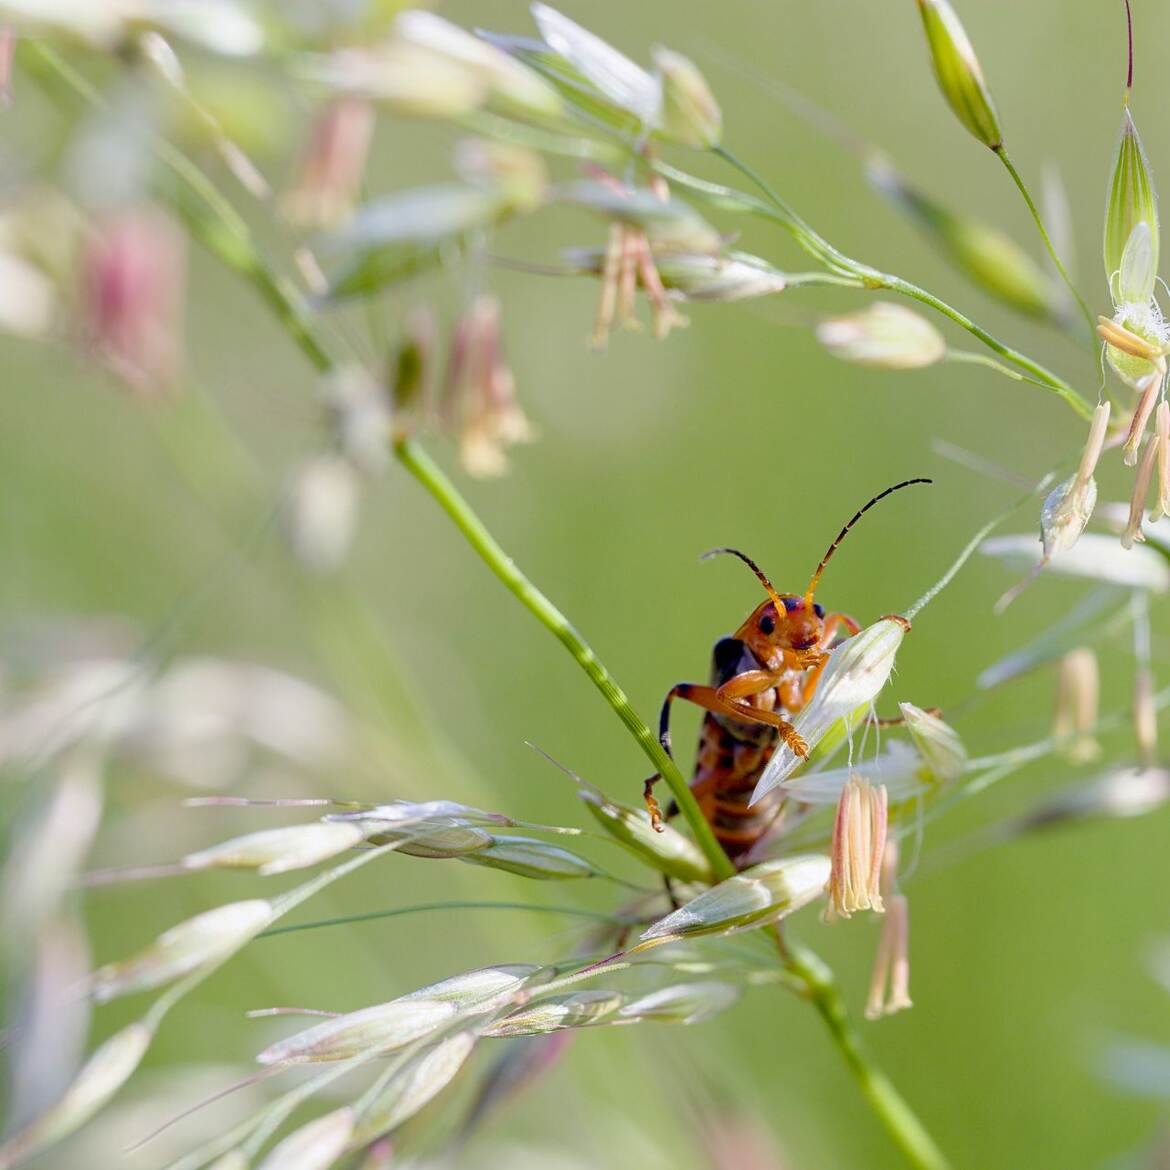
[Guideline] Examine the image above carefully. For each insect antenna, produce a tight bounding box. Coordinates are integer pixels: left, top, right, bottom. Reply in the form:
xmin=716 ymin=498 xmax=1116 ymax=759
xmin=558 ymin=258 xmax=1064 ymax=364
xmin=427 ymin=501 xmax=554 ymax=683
xmin=700 ymin=547 xmax=785 ymax=609
xmin=805 ymin=478 xmax=933 ymax=601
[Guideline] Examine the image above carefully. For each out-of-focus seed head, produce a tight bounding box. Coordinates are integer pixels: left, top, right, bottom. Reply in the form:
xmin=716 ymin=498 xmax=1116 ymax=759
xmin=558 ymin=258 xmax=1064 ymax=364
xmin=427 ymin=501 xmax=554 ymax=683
xmin=0 ymin=1021 xmax=153 ymax=1167
xmin=816 ymin=302 xmax=946 ymax=370
xmin=639 ymin=855 xmax=831 ymax=944
xmin=530 ymin=3 xmax=660 ymax=125
xmin=181 ymin=822 xmax=366 ymax=876
xmin=453 ymin=139 xmax=548 ymax=212
xmin=826 ymin=775 xmax=887 ymax=919
xmin=652 ymin=47 xmax=722 ymax=148
xmin=866 ymin=894 xmax=912 ymax=1020
xmin=395 ymin=10 xmax=564 ymax=120
xmin=90 ymin=900 xmax=273 ymax=1002
xmin=283 ymin=454 xmax=361 ymax=574
xmin=321 ymin=364 xmax=392 ymax=476
xmin=983 ymin=531 xmax=1170 ymax=592
xmin=79 ymin=208 xmax=186 ymax=396
xmin=1051 ymin=648 xmax=1102 ymax=764
xmin=1016 ymin=766 xmax=1170 ymax=831
xmin=868 ymin=159 xmax=1057 ymax=319
xmin=899 ymin=702 xmax=967 ymax=784
xmin=560 ymin=181 xmax=723 ymax=255
xmin=255 ymin=1106 xmax=354 ymax=1170
xmin=915 ymin=0 xmax=1002 ymax=149
xmin=443 ymin=294 xmax=535 ymax=478
xmin=1106 ymin=110 xmax=1159 ymax=303
xmin=299 ymin=42 xmax=487 ymax=118
xmin=1153 ymin=400 xmax=1170 ymax=521
xmin=650 ymin=252 xmax=787 ymax=302
xmin=1135 ymin=667 xmax=1158 ymax=768
xmin=390 ymin=305 xmax=437 ymax=417
xmin=485 ymin=990 xmax=624 ymax=1037
xmin=282 ymin=97 xmax=375 ymax=229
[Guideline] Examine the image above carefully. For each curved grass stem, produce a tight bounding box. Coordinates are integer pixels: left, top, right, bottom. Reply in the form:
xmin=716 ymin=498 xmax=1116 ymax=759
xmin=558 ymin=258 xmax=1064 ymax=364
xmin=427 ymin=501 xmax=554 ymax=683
xmin=994 ymin=147 xmax=1094 ymax=334
xmin=702 ymin=146 xmax=1095 ymax=421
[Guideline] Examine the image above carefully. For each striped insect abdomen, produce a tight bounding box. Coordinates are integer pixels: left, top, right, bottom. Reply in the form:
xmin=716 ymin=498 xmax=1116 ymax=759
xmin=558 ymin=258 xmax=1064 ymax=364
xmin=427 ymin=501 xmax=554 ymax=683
xmin=691 ymin=637 xmax=785 ymax=863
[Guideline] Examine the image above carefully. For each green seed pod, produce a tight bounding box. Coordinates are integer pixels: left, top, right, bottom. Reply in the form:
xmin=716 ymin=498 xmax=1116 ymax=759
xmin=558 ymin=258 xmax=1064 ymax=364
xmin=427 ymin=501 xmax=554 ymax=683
xmin=1105 ymin=109 xmax=1159 ymax=303
xmin=916 ymin=0 xmax=1002 ymax=149
xmin=869 ymin=159 xmax=1056 ymax=319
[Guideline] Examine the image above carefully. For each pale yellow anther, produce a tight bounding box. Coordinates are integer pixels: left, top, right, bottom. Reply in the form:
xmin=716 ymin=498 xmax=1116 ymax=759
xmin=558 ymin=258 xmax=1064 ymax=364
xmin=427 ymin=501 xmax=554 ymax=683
xmin=1098 ymin=315 xmax=1167 ymax=363
xmin=1124 ymin=373 xmax=1164 ymax=467
xmin=1123 ymin=434 xmax=1160 ymax=548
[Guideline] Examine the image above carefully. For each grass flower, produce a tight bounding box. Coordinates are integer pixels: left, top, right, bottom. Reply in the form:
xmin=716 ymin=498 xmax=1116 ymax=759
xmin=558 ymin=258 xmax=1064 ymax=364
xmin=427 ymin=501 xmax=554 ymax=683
xmin=816 ymin=302 xmax=946 ymax=369
xmin=826 ymin=775 xmax=887 ymax=919
xmin=1051 ymin=648 xmax=1103 ymax=764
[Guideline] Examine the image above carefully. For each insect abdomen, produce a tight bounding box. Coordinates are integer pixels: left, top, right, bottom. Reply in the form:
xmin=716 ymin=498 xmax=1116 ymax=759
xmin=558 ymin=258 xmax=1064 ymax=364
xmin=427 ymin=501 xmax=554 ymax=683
xmin=691 ymin=637 xmax=784 ymax=863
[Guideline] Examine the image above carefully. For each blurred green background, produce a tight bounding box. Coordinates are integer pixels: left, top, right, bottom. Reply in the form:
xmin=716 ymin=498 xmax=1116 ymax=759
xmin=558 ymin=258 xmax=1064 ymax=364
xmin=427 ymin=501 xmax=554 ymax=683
xmin=3 ymin=1 xmax=1170 ymax=1167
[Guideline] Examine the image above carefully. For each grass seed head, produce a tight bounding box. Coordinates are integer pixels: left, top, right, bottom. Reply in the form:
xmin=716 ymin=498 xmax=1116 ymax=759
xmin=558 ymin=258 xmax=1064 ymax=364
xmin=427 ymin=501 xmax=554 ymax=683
xmin=485 ymin=990 xmax=624 ymax=1036
xmin=0 ymin=1021 xmax=153 ymax=1167
xmin=1106 ymin=111 xmax=1159 ymax=302
xmin=181 ymin=823 xmax=366 ymax=876
xmin=639 ymin=855 xmax=832 ymax=943
xmin=816 ymin=302 xmax=946 ymax=370
xmin=1052 ymin=648 xmax=1103 ymax=764
xmin=652 ymin=46 xmax=722 ymax=148
xmin=90 ymin=900 xmax=274 ymax=1002
xmin=254 ymin=1106 xmax=354 ymax=1170
xmin=351 ymin=1031 xmax=477 ymax=1145
xmin=915 ymin=0 xmax=1002 ymax=149
xmin=282 ymin=97 xmax=375 ymax=229
xmin=900 ymin=702 xmax=967 ymax=784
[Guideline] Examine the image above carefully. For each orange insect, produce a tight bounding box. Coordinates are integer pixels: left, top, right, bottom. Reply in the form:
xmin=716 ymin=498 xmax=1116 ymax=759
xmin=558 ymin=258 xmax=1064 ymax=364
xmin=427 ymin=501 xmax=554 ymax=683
xmin=644 ymin=478 xmax=930 ymax=865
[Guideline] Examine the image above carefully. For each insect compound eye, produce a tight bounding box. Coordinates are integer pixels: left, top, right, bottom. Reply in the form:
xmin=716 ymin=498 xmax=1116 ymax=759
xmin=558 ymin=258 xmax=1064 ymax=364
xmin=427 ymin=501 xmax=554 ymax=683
xmin=758 ymin=613 xmax=776 ymax=635
xmin=814 ymin=603 xmax=825 ymax=618
xmin=781 ymin=597 xmax=800 ymax=613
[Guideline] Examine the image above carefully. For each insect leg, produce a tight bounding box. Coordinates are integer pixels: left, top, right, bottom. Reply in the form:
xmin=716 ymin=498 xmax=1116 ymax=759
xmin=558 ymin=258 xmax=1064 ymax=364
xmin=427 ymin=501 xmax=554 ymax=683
xmin=659 ymin=683 xmax=808 ymax=758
